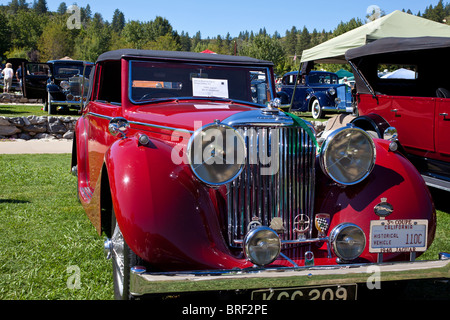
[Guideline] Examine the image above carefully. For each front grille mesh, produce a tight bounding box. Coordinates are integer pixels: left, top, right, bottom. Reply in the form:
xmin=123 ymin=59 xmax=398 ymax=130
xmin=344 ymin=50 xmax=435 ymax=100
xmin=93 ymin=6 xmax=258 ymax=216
xmin=227 ymin=125 xmax=316 ymax=246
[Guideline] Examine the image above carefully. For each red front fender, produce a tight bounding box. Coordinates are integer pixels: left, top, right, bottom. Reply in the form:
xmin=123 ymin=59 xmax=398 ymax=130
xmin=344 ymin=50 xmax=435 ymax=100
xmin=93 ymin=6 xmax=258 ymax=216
xmin=104 ymin=135 xmax=251 ymax=271
xmin=315 ymin=138 xmax=436 ymax=262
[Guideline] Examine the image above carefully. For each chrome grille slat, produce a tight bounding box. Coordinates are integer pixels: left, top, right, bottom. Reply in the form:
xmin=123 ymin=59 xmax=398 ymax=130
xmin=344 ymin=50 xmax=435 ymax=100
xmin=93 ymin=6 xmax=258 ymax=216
xmin=227 ymin=125 xmax=316 ymax=246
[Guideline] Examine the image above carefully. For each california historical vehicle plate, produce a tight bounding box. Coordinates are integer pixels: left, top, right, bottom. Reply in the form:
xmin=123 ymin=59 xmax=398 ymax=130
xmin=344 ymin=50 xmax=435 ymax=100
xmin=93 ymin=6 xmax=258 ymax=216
xmin=369 ymin=219 xmax=428 ymax=253
xmin=251 ymin=284 xmax=357 ymax=300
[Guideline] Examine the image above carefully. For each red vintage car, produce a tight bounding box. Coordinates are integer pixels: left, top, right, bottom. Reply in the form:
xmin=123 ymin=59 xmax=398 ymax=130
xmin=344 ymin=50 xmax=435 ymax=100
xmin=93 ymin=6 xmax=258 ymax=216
xmin=72 ymin=49 xmax=446 ymax=300
xmin=346 ymin=37 xmax=450 ymax=192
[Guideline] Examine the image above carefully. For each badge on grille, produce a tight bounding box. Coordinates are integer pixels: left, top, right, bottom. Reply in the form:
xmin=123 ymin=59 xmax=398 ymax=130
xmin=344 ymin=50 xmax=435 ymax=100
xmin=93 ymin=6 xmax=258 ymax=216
xmin=315 ymin=213 xmax=330 ymax=237
xmin=293 ymin=214 xmax=310 ymax=239
xmin=270 ymin=217 xmax=285 ymax=234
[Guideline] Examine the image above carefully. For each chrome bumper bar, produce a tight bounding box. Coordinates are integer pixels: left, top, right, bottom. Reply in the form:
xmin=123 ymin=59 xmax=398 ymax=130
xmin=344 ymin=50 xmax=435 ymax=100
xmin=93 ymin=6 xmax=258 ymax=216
xmin=130 ymin=253 xmax=450 ymax=297
xmin=50 ymin=100 xmax=83 ymax=107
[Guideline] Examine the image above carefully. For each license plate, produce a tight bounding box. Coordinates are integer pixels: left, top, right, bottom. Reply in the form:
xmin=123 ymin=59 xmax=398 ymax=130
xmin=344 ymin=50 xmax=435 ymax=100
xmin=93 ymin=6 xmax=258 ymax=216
xmin=251 ymin=284 xmax=357 ymax=300
xmin=369 ymin=219 xmax=428 ymax=253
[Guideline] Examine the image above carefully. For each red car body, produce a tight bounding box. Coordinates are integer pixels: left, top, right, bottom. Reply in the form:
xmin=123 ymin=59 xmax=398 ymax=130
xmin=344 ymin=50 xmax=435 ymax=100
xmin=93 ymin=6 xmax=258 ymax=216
xmin=346 ymin=37 xmax=450 ymax=192
xmin=72 ymin=49 xmax=440 ymax=300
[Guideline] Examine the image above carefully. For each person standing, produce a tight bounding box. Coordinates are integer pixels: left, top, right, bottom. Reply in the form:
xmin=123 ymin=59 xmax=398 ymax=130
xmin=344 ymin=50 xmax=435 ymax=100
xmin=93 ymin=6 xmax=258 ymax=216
xmin=2 ymin=63 xmax=13 ymax=93
xmin=16 ymin=65 xmax=23 ymax=94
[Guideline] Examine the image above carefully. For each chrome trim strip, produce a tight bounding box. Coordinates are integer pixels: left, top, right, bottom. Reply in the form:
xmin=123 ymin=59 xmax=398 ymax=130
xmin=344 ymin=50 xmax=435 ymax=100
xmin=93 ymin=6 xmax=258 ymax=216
xmin=87 ymin=112 xmax=194 ymax=134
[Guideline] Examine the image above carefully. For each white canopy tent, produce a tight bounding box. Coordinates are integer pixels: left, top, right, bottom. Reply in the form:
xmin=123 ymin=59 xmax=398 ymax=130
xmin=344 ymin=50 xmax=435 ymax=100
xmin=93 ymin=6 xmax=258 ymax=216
xmin=300 ymin=10 xmax=450 ymax=64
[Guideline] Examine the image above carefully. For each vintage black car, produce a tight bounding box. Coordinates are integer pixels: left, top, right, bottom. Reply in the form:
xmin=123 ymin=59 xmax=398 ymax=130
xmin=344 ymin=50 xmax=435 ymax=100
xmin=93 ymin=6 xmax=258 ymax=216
xmin=22 ymin=59 xmax=93 ymax=114
xmin=277 ymin=70 xmax=354 ymax=119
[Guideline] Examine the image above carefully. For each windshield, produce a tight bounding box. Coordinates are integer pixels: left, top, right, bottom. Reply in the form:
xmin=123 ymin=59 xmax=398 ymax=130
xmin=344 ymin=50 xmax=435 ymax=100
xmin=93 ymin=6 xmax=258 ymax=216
xmin=308 ymin=73 xmax=339 ymax=85
xmin=129 ymin=60 xmax=273 ymax=105
xmin=54 ymin=64 xmax=92 ymax=78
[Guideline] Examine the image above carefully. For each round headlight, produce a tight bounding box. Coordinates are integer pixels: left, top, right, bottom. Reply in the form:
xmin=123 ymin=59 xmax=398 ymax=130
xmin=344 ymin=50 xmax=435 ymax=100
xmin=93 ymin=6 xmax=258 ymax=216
xmin=244 ymin=226 xmax=281 ymax=266
xmin=320 ymin=126 xmax=376 ymax=185
xmin=60 ymin=81 xmax=70 ymax=90
xmin=330 ymin=223 xmax=366 ymax=261
xmin=187 ymin=122 xmax=246 ymax=185
xmin=328 ymin=88 xmax=336 ymax=95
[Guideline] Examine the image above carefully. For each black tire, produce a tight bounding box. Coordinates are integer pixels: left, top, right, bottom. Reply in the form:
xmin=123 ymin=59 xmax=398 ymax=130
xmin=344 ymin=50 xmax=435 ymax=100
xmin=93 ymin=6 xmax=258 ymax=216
xmin=110 ymin=208 xmax=139 ymax=300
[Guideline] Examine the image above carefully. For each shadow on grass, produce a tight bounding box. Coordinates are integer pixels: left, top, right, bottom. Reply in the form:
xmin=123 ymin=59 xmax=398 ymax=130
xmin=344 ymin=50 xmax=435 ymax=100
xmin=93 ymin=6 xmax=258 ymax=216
xmin=429 ymin=187 xmax=449 ymax=214
xmin=0 ymin=199 xmax=31 ymax=204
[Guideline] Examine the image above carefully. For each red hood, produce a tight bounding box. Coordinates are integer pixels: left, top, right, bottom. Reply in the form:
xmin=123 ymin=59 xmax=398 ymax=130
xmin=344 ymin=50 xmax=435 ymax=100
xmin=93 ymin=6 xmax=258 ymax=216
xmin=125 ymin=100 xmax=258 ymax=132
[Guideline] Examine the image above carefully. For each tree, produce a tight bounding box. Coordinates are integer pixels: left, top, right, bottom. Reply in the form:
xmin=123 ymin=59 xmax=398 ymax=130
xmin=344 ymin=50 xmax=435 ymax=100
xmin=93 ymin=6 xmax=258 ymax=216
xmin=179 ymin=31 xmax=191 ymax=51
xmin=111 ymin=9 xmax=125 ymax=34
xmin=0 ymin=11 xmax=11 ymax=59
xmin=121 ymin=20 xmax=147 ymax=49
xmin=143 ymin=34 xmax=181 ymax=51
xmin=423 ymin=0 xmax=447 ymax=22
xmin=297 ymin=26 xmax=311 ymax=53
xmin=38 ymin=16 xmax=72 ymax=61
xmin=57 ymin=2 xmax=67 ymax=15
xmin=33 ymin=0 xmax=48 ymax=14
xmin=8 ymin=9 xmax=48 ymax=50
xmin=284 ymin=26 xmax=297 ymax=56
xmin=239 ymin=34 xmax=286 ymax=74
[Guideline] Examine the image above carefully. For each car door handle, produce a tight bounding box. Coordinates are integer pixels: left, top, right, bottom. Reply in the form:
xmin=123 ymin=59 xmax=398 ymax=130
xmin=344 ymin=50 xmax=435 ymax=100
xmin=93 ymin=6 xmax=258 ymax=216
xmin=390 ymin=109 xmax=398 ymax=112
xmin=439 ymin=113 xmax=448 ymax=116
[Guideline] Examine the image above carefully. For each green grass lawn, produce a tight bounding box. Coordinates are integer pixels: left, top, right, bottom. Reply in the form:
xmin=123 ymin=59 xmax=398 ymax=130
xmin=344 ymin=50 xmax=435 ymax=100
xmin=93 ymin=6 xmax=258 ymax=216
xmin=0 ymin=154 xmax=113 ymax=300
xmin=0 ymin=104 xmax=80 ymax=118
xmin=0 ymin=153 xmax=448 ymax=300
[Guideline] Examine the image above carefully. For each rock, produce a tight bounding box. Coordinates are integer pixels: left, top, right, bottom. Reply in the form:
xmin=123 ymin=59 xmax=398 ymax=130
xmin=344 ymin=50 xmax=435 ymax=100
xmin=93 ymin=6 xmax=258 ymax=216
xmin=0 ymin=125 xmax=21 ymax=136
xmin=18 ymin=133 xmax=32 ymax=140
xmin=34 ymin=133 xmax=55 ymax=139
xmin=9 ymin=117 xmax=25 ymax=127
xmin=0 ymin=117 xmax=11 ymax=126
xmin=48 ymin=119 xmax=67 ymax=133
xmin=23 ymin=124 xmax=47 ymax=133
xmin=27 ymin=115 xmax=47 ymax=125
xmin=63 ymin=130 xmax=74 ymax=139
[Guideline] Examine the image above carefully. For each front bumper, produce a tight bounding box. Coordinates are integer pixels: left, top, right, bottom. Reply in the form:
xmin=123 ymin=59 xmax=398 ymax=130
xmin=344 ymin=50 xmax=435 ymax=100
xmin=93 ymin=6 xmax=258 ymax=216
xmin=130 ymin=253 xmax=450 ymax=297
xmin=49 ymin=100 xmax=83 ymax=108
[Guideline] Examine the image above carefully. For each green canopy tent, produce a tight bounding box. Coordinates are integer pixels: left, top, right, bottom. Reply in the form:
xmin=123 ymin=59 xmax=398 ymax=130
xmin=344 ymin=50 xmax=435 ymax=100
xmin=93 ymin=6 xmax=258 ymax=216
xmin=335 ymin=69 xmax=353 ymax=79
xmin=301 ymin=10 xmax=450 ymax=64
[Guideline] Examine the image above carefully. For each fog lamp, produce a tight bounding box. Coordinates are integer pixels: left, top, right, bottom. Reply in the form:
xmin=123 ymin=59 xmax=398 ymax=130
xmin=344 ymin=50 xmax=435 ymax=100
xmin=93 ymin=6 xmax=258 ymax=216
xmin=244 ymin=226 xmax=281 ymax=266
xmin=330 ymin=223 xmax=366 ymax=261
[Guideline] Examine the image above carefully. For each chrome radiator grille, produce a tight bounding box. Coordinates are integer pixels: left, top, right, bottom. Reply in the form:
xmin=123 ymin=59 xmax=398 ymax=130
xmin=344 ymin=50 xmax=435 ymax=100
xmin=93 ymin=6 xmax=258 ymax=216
xmin=227 ymin=125 xmax=316 ymax=246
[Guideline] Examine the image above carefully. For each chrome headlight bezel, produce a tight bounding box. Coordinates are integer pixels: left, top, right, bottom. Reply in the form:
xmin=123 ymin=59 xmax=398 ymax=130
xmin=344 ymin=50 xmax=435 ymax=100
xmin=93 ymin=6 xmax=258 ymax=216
xmin=328 ymin=88 xmax=336 ymax=96
xmin=319 ymin=125 xmax=376 ymax=185
xmin=60 ymin=80 xmax=70 ymax=90
xmin=186 ymin=122 xmax=246 ymax=186
xmin=330 ymin=223 xmax=366 ymax=261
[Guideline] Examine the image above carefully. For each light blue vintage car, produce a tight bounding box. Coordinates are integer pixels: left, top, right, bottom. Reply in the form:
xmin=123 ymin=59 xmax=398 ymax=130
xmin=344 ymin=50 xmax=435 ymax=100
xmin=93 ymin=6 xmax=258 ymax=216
xmin=277 ymin=70 xmax=354 ymax=119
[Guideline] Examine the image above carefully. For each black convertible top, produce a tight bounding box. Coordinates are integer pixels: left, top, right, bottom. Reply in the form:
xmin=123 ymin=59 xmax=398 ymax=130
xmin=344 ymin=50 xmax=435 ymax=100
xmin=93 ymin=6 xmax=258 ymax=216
xmin=345 ymin=36 xmax=450 ymax=61
xmin=345 ymin=36 xmax=450 ymax=97
xmin=97 ymin=49 xmax=273 ymax=66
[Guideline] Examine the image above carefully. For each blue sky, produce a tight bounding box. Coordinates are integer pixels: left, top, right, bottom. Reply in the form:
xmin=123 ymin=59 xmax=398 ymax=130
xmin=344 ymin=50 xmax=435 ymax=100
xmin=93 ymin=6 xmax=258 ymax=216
xmin=1 ymin=0 xmax=443 ymax=38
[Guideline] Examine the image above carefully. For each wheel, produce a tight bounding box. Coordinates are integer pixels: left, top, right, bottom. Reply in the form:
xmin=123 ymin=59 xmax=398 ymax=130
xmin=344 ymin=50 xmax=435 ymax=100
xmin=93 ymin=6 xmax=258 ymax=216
xmin=48 ymin=92 xmax=55 ymax=115
xmin=311 ymin=99 xmax=324 ymax=119
xmin=110 ymin=209 xmax=139 ymax=300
